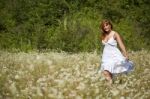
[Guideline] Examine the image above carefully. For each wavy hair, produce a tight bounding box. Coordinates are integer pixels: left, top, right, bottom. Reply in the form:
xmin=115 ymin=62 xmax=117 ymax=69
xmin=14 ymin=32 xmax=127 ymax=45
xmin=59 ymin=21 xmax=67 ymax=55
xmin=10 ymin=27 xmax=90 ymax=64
xmin=100 ymin=19 xmax=113 ymax=40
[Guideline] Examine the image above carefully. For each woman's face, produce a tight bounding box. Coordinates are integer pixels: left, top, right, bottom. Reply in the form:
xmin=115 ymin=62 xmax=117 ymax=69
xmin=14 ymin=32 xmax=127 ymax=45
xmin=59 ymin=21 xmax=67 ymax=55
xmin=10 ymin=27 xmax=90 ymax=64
xmin=103 ymin=23 xmax=111 ymax=33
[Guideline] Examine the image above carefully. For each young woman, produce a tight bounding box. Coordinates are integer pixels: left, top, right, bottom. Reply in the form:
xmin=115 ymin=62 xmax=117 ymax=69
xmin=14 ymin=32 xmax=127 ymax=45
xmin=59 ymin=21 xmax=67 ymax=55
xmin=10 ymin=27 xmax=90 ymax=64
xmin=100 ymin=19 xmax=134 ymax=85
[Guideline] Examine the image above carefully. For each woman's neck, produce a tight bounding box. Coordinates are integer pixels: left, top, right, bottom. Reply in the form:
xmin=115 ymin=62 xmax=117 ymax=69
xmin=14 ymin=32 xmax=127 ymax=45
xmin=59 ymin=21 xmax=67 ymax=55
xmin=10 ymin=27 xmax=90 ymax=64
xmin=105 ymin=30 xmax=112 ymax=35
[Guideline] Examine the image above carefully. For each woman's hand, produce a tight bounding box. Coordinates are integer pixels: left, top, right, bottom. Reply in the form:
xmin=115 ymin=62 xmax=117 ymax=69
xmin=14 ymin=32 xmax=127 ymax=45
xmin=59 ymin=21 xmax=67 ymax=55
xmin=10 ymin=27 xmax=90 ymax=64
xmin=125 ymin=56 xmax=129 ymax=61
xmin=122 ymin=51 xmax=129 ymax=61
xmin=124 ymin=54 xmax=129 ymax=61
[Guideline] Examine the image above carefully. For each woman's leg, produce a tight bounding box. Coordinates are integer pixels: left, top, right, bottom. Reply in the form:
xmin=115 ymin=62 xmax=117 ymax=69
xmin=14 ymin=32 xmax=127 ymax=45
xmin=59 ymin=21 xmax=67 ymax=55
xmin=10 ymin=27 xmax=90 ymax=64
xmin=103 ymin=70 xmax=113 ymax=84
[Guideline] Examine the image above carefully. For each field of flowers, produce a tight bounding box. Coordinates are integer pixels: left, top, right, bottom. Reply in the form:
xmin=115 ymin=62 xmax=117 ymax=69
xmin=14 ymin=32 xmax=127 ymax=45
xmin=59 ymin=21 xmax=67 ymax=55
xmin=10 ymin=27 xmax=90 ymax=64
xmin=0 ymin=50 xmax=150 ymax=99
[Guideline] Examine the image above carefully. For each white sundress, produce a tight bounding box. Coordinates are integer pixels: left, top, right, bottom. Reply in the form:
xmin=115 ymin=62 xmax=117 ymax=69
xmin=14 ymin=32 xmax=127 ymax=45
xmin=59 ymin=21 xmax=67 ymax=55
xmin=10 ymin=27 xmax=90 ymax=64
xmin=100 ymin=32 xmax=134 ymax=74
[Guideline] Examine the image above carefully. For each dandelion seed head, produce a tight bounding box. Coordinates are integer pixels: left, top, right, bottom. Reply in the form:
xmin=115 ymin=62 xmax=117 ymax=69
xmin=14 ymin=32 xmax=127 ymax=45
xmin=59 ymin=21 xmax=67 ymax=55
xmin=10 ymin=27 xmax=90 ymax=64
xmin=110 ymin=89 xmax=120 ymax=96
xmin=9 ymin=82 xmax=18 ymax=95
xmin=15 ymin=75 xmax=20 ymax=80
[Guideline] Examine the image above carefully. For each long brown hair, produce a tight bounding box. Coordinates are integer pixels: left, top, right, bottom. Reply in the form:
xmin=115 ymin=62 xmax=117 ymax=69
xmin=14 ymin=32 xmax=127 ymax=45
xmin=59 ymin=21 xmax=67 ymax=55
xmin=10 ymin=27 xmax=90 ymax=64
xmin=100 ymin=19 xmax=113 ymax=40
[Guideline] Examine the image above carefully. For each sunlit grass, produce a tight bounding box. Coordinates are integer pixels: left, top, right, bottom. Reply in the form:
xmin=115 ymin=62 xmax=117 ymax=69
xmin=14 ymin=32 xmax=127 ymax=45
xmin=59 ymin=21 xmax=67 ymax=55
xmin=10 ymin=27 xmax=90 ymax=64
xmin=0 ymin=50 xmax=150 ymax=99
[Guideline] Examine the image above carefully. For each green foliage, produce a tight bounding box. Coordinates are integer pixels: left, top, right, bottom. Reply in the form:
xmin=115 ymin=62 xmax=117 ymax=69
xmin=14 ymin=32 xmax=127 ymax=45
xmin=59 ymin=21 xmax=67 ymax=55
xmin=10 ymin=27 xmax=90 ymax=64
xmin=114 ymin=19 xmax=148 ymax=51
xmin=0 ymin=0 xmax=150 ymax=52
xmin=45 ymin=8 xmax=102 ymax=52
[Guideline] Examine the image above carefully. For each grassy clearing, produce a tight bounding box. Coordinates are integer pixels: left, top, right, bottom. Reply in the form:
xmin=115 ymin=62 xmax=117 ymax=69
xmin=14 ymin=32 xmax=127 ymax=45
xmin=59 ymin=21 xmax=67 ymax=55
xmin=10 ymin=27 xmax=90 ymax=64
xmin=0 ymin=50 xmax=150 ymax=99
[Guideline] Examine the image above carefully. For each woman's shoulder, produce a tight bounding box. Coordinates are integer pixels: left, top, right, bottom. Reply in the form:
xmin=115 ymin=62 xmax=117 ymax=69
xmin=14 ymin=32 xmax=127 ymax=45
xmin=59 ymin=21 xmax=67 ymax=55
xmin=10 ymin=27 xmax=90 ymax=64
xmin=111 ymin=30 xmax=119 ymax=35
xmin=113 ymin=31 xmax=124 ymax=41
xmin=111 ymin=31 xmax=121 ymax=40
xmin=112 ymin=30 xmax=122 ymax=36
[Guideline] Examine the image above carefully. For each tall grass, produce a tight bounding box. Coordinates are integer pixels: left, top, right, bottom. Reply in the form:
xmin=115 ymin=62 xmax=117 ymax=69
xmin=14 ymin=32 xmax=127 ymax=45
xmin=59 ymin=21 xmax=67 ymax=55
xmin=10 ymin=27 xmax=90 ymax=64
xmin=0 ymin=50 xmax=150 ymax=98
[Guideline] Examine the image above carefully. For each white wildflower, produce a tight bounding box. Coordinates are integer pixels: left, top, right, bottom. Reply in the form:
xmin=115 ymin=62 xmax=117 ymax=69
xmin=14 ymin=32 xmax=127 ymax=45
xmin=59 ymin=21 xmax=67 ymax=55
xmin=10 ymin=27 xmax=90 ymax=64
xmin=9 ymin=82 xmax=18 ymax=95
xmin=28 ymin=64 xmax=34 ymax=71
xmin=69 ymin=90 xmax=77 ymax=97
xmin=48 ymin=94 xmax=55 ymax=98
xmin=144 ymin=68 xmax=150 ymax=74
xmin=57 ymin=92 xmax=64 ymax=99
xmin=36 ymin=55 xmax=40 ymax=60
xmin=49 ymin=88 xmax=58 ymax=95
xmin=55 ymin=79 xmax=66 ymax=87
xmin=76 ymin=82 xmax=85 ymax=90
xmin=120 ymin=96 xmax=125 ymax=99
xmin=46 ymin=60 xmax=53 ymax=65
xmin=36 ymin=87 xmax=43 ymax=97
xmin=117 ymin=82 xmax=127 ymax=90
xmin=15 ymin=75 xmax=20 ymax=80
xmin=110 ymin=89 xmax=120 ymax=96
xmin=37 ymin=76 xmax=47 ymax=83
xmin=75 ymin=95 xmax=82 ymax=99
xmin=21 ymin=88 xmax=29 ymax=95
xmin=95 ymin=89 xmax=99 ymax=94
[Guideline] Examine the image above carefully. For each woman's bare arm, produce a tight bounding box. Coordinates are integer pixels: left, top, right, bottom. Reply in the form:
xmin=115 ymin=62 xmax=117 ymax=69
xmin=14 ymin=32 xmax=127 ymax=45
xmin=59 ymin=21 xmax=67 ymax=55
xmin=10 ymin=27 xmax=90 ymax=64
xmin=114 ymin=32 xmax=128 ymax=59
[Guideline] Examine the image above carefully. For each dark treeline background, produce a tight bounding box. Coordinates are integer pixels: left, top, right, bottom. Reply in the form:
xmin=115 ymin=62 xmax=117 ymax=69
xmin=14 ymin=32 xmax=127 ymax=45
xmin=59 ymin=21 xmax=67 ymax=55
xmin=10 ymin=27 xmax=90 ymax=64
xmin=0 ymin=0 xmax=150 ymax=52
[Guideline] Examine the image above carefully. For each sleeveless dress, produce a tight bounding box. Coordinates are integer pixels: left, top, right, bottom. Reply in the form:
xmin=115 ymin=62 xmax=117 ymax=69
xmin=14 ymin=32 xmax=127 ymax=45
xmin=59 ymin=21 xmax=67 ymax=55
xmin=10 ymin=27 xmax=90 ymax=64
xmin=100 ymin=32 xmax=134 ymax=74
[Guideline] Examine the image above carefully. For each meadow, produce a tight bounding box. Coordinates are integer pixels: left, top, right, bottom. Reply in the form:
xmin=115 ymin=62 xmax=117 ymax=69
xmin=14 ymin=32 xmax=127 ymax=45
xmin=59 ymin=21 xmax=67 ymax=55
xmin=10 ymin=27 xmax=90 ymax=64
xmin=0 ymin=50 xmax=150 ymax=99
